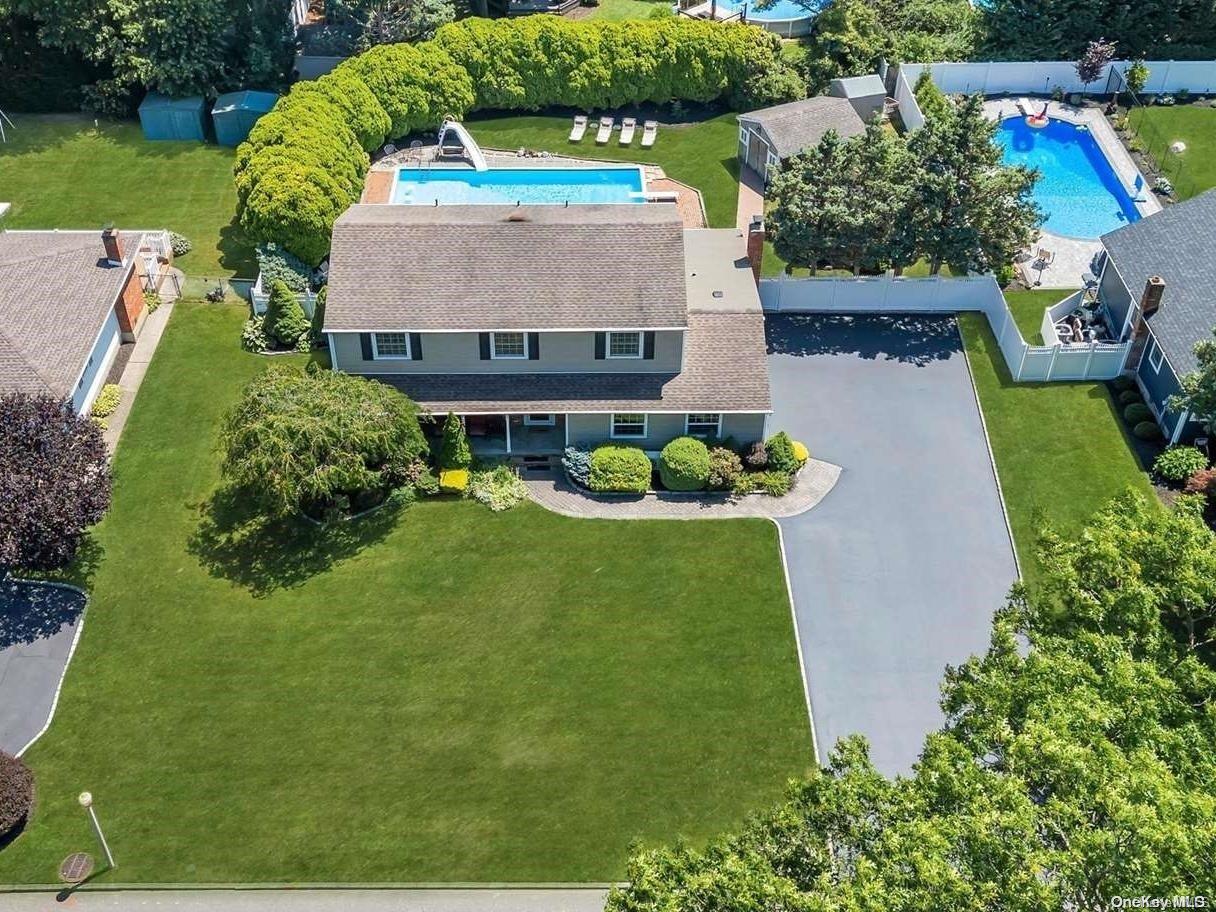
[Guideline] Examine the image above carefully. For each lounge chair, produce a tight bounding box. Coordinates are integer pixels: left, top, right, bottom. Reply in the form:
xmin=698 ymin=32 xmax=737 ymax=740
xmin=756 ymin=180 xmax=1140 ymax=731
xmin=619 ymin=117 xmax=637 ymax=145
xmin=1036 ymin=247 xmax=1055 ymax=266
xmin=568 ymin=115 xmax=588 ymax=142
xmin=596 ymin=116 xmax=614 ymax=144
xmin=640 ymin=120 xmax=658 ymax=148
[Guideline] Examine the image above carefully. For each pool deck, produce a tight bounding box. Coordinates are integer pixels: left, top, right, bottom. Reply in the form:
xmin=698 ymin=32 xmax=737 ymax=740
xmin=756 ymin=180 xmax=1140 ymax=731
xmin=984 ymin=99 xmax=1161 ymax=289
xmin=364 ymin=145 xmax=707 ymax=227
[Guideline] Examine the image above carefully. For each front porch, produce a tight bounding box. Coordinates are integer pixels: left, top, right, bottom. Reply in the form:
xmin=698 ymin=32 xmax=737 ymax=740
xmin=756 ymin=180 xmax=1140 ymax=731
xmin=424 ymin=413 xmax=568 ymax=457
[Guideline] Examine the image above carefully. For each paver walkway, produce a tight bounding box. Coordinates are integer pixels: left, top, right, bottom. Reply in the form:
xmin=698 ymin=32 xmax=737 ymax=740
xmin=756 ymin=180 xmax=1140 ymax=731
xmin=736 ymin=166 xmax=764 ymax=232
xmin=4 ymin=888 xmax=610 ymax=912
xmin=525 ymin=460 xmax=841 ymax=520
xmin=0 ymin=580 xmax=86 ymax=755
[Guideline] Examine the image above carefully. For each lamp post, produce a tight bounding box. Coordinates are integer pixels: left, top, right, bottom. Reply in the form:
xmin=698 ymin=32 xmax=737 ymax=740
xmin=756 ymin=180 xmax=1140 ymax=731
xmin=78 ymin=792 xmax=116 ymax=869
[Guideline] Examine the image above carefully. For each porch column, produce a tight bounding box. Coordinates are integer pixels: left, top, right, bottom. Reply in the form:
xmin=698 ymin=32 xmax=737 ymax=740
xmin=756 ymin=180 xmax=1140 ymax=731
xmin=564 ymin=414 xmax=570 ymax=448
xmin=1170 ymin=409 xmax=1191 ymax=445
xmin=505 ymin=415 xmax=512 ymax=455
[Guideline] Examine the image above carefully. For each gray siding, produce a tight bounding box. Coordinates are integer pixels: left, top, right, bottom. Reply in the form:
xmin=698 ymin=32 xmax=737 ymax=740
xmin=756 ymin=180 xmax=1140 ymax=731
xmin=566 ymin=411 xmax=767 ymax=450
xmin=331 ymin=330 xmax=683 ymax=375
xmin=1099 ymin=256 xmax=1135 ymax=340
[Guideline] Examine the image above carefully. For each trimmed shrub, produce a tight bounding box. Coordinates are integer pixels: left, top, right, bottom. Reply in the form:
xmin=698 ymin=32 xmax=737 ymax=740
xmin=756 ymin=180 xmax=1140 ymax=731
xmin=256 ymin=243 xmax=312 ymax=294
xmin=91 ymin=384 xmax=122 ymax=419
xmin=744 ymin=440 xmax=768 ymax=469
xmin=308 ymin=70 xmax=392 ymax=152
xmin=343 ymin=42 xmax=474 ymax=138
xmin=1118 ymin=389 xmax=1144 ymax=406
xmin=0 ymin=751 xmax=33 ymax=841
xmin=1111 ymin=375 xmax=1136 ymax=393
xmin=1154 ymin=446 xmax=1208 ymax=482
xmin=1184 ymin=467 xmax=1216 ymax=496
xmin=658 ymin=436 xmax=711 ymax=491
xmin=765 ymin=431 xmax=799 ymax=474
xmin=791 ymin=440 xmax=810 ymax=465
xmin=468 ymin=465 xmax=528 ymax=511
xmin=561 ymin=446 xmax=592 ymax=488
xmin=707 ymin=446 xmax=743 ymax=491
xmin=169 ymin=231 xmax=192 ymax=257
xmin=755 ymin=470 xmax=793 ymax=497
xmin=589 ymin=445 xmax=652 ymax=493
xmin=1123 ymin=402 xmax=1153 ymax=424
xmin=438 ymin=412 xmax=472 ymax=469
xmin=1134 ymin=420 xmax=1164 ymax=441
xmin=263 ymin=279 xmax=310 ymax=349
xmin=439 ymin=468 xmax=470 ymax=493
xmin=310 ymin=285 xmax=328 ymax=346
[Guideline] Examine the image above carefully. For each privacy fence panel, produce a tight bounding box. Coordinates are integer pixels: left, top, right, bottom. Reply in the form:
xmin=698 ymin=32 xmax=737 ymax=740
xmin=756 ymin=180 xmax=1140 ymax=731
xmin=900 ymin=60 xmax=1216 ymax=96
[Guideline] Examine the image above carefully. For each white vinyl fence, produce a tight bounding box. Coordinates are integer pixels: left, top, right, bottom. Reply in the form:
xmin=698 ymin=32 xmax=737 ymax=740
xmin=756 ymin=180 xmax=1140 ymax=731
xmin=899 ymin=59 xmax=1216 ymax=97
xmin=893 ymin=66 xmax=925 ymax=132
xmin=759 ymin=274 xmax=1132 ymax=382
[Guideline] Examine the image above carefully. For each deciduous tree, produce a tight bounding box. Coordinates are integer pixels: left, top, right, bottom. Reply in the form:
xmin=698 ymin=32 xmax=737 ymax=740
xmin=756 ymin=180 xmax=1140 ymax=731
xmin=1169 ymin=327 xmax=1216 ymax=432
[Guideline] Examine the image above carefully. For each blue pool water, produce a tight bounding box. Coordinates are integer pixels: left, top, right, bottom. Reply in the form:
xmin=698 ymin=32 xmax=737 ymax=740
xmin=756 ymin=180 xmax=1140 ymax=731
xmin=393 ymin=166 xmax=646 ymax=205
xmin=995 ymin=116 xmax=1142 ymax=239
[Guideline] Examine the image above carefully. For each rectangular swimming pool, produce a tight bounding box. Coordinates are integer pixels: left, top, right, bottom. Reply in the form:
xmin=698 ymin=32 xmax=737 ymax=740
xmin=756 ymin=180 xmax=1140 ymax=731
xmin=392 ymin=166 xmax=646 ymax=206
xmin=996 ymin=116 xmax=1142 ymax=239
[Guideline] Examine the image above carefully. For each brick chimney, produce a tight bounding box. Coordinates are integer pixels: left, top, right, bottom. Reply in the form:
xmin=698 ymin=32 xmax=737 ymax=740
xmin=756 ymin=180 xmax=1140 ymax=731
xmin=101 ymin=226 xmax=124 ymax=266
xmin=746 ymin=215 xmax=765 ymax=286
xmin=1127 ymin=275 xmax=1165 ymax=368
xmin=1140 ymin=275 xmax=1165 ymax=318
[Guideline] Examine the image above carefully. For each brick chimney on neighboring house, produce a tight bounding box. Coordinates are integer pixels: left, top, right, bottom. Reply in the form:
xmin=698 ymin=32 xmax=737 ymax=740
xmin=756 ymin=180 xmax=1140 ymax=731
xmin=746 ymin=215 xmax=765 ymax=285
xmin=101 ymin=226 xmax=124 ymax=265
xmin=1128 ymin=275 xmax=1165 ymax=366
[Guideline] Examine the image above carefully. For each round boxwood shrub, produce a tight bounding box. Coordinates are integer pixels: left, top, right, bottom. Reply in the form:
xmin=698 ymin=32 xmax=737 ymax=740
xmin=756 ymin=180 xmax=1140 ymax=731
xmin=589 ymin=445 xmax=652 ymax=493
xmin=1118 ymin=389 xmax=1143 ymax=406
xmin=0 ymin=751 xmax=33 ymax=841
xmin=1134 ymin=420 xmax=1164 ymax=441
xmin=1153 ymin=445 xmax=1208 ymax=481
xmin=1111 ymin=375 xmax=1136 ymax=393
xmin=1124 ymin=402 xmax=1153 ymax=424
xmin=659 ymin=436 xmax=711 ymax=491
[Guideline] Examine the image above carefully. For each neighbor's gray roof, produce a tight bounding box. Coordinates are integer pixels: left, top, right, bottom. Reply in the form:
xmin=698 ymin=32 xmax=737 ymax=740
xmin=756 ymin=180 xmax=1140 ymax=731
xmin=0 ymin=230 xmax=136 ymax=399
xmin=374 ymin=312 xmax=771 ymax=413
xmin=1101 ymin=190 xmax=1216 ymax=375
xmin=324 ymin=204 xmax=689 ymax=332
xmin=829 ymin=74 xmax=887 ymax=99
xmin=737 ymin=96 xmax=866 ymax=160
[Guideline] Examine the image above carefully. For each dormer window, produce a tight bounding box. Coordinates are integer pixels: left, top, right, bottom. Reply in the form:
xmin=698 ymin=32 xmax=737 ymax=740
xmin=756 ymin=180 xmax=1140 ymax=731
xmin=491 ymin=331 xmax=528 ymax=359
xmin=607 ymin=331 xmax=642 ymax=359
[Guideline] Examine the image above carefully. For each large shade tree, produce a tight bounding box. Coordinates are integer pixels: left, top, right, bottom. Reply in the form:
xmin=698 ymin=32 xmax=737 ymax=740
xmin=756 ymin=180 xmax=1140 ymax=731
xmin=1169 ymin=327 xmax=1216 ymax=433
xmin=219 ymin=365 xmax=428 ymax=520
xmin=606 ymin=491 xmax=1216 ymax=912
xmin=0 ymin=393 xmax=111 ymax=572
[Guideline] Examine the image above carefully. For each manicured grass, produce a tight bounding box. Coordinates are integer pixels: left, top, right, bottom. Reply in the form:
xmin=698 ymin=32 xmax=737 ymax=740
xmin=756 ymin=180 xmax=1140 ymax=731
xmin=0 ymin=302 xmax=810 ymax=884
xmin=1127 ymin=104 xmax=1216 ymax=200
xmin=1002 ymin=288 xmax=1075 ymax=345
xmin=586 ymin=0 xmax=671 ymax=18
xmin=958 ymin=313 xmax=1153 ymax=585
xmin=0 ymin=114 xmax=253 ymax=278
xmin=465 ymin=112 xmax=741 ymax=228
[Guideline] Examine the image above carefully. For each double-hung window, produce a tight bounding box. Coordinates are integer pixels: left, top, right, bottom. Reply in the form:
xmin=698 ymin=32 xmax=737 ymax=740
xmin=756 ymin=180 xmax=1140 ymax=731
xmin=607 ymin=331 xmax=642 ymax=359
xmin=373 ymin=332 xmax=411 ymax=359
xmin=685 ymin=413 xmax=721 ymax=438
xmin=611 ymin=413 xmax=647 ymax=439
xmin=491 ymin=331 xmax=527 ymax=359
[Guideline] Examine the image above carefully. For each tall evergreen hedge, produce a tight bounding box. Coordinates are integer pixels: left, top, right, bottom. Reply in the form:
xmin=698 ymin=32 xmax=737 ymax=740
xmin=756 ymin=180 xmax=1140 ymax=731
xmin=234 ymin=18 xmax=794 ymax=264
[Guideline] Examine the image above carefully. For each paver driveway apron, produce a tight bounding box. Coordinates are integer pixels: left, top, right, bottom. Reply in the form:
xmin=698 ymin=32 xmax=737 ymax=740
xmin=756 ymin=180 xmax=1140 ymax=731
xmin=766 ymin=314 xmax=1018 ymax=776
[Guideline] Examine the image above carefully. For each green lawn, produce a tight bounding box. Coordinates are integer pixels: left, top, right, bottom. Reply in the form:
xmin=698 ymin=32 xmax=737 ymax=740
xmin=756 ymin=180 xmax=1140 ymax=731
xmin=959 ymin=313 xmax=1153 ymax=585
xmin=465 ymin=112 xmax=741 ymax=228
xmin=0 ymin=302 xmax=811 ymax=885
xmin=0 ymin=114 xmax=253 ymax=278
xmin=1127 ymin=104 xmax=1216 ymax=200
xmin=1002 ymin=288 xmax=1074 ymax=345
xmin=585 ymin=0 xmax=671 ymax=18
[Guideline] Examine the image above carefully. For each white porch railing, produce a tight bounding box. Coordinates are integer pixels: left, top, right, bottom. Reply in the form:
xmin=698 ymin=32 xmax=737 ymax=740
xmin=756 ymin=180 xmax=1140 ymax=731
xmin=758 ymin=273 xmax=1133 ymax=383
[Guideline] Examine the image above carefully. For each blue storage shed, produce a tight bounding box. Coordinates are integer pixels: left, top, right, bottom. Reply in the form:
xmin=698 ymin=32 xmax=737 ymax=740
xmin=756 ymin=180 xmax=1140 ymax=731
xmin=211 ymin=91 xmax=280 ymax=147
xmin=138 ymin=93 xmax=207 ymax=142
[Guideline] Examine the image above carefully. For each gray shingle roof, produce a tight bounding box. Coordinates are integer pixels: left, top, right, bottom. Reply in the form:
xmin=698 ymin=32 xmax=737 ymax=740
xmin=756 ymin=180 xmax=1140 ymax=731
xmin=323 ymin=204 xmax=689 ymax=332
xmin=372 ymin=312 xmax=771 ymax=413
xmin=0 ymin=230 xmax=136 ymax=399
xmin=737 ymin=96 xmax=866 ymax=160
xmin=1101 ymin=190 xmax=1216 ymax=375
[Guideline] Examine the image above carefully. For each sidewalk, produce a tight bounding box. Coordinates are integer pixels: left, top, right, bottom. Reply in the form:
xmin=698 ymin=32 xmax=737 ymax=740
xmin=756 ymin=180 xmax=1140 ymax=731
xmin=4 ymin=888 xmax=610 ymax=912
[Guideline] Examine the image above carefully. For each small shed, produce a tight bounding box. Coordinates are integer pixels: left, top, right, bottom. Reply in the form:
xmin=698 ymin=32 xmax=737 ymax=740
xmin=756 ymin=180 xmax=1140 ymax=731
xmin=138 ymin=93 xmax=207 ymax=142
xmin=737 ymin=96 xmax=867 ymax=183
xmin=211 ymin=90 xmax=280 ymax=147
xmin=829 ymin=74 xmax=889 ymax=123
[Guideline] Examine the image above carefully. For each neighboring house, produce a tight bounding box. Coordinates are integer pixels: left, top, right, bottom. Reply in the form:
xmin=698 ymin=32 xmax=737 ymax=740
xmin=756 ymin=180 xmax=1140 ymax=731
xmin=737 ymin=80 xmax=884 ymax=183
xmin=0 ymin=228 xmax=171 ymax=413
xmin=1098 ymin=190 xmax=1216 ymax=442
xmin=323 ymin=204 xmax=771 ymax=455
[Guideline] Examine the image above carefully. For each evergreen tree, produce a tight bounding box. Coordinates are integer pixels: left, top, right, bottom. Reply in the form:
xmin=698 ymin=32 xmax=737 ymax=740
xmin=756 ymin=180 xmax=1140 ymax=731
xmin=437 ymin=412 xmax=471 ymax=469
xmin=310 ymin=285 xmax=328 ymax=347
xmin=263 ymin=279 xmax=310 ymax=350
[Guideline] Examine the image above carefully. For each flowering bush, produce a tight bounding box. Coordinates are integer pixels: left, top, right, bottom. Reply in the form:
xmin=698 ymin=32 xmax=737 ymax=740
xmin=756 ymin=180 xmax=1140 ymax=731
xmin=468 ymin=465 xmax=528 ymax=511
xmin=1153 ymin=446 xmax=1208 ymax=482
xmin=707 ymin=447 xmax=743 ymax=490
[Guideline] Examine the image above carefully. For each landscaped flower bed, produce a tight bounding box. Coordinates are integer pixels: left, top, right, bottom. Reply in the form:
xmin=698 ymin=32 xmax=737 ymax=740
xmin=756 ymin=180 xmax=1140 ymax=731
xmin=562 ymin=432 xmax=810 ymax=497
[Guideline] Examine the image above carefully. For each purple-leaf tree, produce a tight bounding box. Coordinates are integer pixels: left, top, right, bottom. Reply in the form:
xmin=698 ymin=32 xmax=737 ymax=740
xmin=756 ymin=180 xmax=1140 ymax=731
xmin=1076 ymin=38 xmax=1117 ymax=88
xmin=0 ymin=394 xmax=111 ymax=572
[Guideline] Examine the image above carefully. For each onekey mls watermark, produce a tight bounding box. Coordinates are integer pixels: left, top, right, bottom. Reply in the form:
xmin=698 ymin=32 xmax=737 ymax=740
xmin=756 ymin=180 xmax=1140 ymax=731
xmin=1112 ymin=898 xmax=1208 ymax=909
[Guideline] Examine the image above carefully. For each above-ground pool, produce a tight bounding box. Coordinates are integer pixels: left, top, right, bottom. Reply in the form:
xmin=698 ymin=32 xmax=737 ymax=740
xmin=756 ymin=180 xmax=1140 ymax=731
xmin=715 ymin=0 xmax=818 ymax=35
xmin=996 ymin=116 xmax=1142 ymax=239
xmin=393 ymin=166 xmax=646 ymax=206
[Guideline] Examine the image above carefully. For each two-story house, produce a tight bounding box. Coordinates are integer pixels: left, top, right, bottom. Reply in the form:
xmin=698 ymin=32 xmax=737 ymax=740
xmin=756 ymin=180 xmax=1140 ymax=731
xmin=322 ymin=204 xmax=771 ymax=455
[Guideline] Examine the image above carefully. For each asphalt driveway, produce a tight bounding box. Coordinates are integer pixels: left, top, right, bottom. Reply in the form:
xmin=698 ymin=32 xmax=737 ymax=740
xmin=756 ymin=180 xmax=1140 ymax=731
xmin=768 ymin=314 xmax=1018 ymax=776
xmin=0 ymin=579 xmax=86 ymax=755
